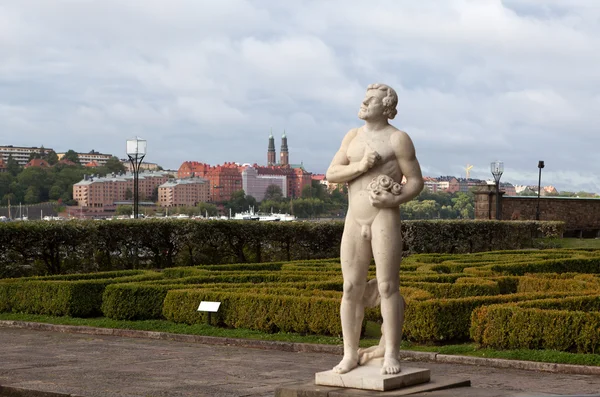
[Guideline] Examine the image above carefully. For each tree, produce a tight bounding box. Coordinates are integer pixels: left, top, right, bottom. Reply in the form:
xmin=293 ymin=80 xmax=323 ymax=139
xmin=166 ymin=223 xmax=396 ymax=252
xmin=150 ymin=186 xmax=159 ymax=202
xmin=125 ymin=188 xmax=133 ymax=200
xmin=302 ymin=180 xmax=328 ymax=200
xmin=105 ymin=156 xmax=126 ymax=174
xmin=259 ymin=199 xmax=289 ymax=214
xmin=263 ymin=184 xmax=284 ymax=202
xmin=62 ymin=149 xmax=80 ymax=165
xmin=17 ymin=167 xmax=50 ymax=203
xmin=6 ymin=154 xmax=21 ymax=176
xmin=196 ymin=202 xmax=219 ymax=217
xmin=224 ymin=190 xmax=257 ymax=215
xmin=401 ymin=200 xmax=440 ymax=220
xmin=115 ymin=205 xmax=133 ymax=216
xmin=451 ymin=192 xmax=474 ymax=219
xmin=45 ymin=150 xmax=59 ymax=165
xmin=49 ymin=185 xmax=63 ymax=200
xmin=24 ymin=186 xmax=40 ymax=204
xmin=0 ymin=173 xmax=13 ymax=203
xmin=1 ymin=193 xmax=16 ymax=206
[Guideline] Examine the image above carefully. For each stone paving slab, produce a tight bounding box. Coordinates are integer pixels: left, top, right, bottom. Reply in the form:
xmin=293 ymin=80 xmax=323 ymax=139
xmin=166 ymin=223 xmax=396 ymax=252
xmin=2 ymin=327 xmax=600 ymax=397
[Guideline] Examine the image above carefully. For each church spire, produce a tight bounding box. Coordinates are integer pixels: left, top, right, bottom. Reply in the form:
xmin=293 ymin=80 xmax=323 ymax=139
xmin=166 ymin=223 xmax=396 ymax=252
xmin=280 ymin=130 xmax=289 ymax=166
xmin=267 ymin=128 xmax=276 ymax=166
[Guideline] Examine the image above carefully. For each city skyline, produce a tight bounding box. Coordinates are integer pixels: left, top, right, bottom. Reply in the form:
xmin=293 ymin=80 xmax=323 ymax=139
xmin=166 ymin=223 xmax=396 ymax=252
xmin=1 ymin=2 xmax=599 ymax=193
xmin=2 ymin=140 xmax=595 ymax=195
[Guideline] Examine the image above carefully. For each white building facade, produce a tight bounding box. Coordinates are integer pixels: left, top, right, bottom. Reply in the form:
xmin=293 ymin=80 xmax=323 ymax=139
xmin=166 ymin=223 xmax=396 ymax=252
xmin=241 ymin=166 xmax=287 ymax=201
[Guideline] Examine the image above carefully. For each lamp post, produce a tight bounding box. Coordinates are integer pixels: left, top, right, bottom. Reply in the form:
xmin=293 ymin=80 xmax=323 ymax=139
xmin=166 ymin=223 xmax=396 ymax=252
xmin=536 ymin=160 xmax=545 ymax=221
xmin=490 ymin=161 xmax=504 ymax=220
xmin=126 ymin=137 xmax=147 ymax=219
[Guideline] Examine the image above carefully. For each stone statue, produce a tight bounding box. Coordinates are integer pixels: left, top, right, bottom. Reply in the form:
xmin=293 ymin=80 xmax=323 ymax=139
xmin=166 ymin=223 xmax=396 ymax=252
xmin=325 ymin=83 xmax=423 ymax=375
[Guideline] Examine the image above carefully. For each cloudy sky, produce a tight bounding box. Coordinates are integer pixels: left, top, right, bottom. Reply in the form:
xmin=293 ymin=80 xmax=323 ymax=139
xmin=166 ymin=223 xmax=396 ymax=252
xmin=1 ymin=0 xmax=599 ymax=192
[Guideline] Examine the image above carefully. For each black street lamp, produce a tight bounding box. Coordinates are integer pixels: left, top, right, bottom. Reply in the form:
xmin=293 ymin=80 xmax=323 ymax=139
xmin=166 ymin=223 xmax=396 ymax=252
xmin=536 ymin=160 xmax=545 ymax=221
xmin=126 ymin=137 xmax=147 ymax=219
xmin=490 ymin=161 xmax=504 ymax=220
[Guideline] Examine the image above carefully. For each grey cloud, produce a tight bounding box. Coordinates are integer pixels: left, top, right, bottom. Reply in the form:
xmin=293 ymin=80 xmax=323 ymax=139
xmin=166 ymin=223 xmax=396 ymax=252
xmin=1 ymin=0 xmax=599 ymax=193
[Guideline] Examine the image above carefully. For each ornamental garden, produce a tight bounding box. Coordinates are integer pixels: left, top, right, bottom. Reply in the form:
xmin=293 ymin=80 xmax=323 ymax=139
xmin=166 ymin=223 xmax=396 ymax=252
xmin=2 ymin=219 xmax=598 ymax=355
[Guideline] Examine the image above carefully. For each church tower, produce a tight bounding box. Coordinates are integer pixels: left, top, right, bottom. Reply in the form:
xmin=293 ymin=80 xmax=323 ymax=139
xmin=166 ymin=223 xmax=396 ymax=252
xmin=280 ymin=130 xmax=289 ymax=166
xmin=267 ymin=130 xmax=276 ymax=166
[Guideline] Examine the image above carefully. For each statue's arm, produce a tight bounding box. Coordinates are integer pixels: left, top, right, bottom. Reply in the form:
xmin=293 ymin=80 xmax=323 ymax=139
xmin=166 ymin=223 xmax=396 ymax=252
xmin=326 ymin=128 xmax=369 ymax=183
xmin=392 ymin=131 xmax=424 ymax=204
xmin=370 ymin=131 xmax=424 ymax=208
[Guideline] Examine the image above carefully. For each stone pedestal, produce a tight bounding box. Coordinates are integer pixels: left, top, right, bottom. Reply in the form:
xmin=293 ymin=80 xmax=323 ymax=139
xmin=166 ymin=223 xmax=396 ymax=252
xmin=315 ymin=358 xmax=430 ymax=392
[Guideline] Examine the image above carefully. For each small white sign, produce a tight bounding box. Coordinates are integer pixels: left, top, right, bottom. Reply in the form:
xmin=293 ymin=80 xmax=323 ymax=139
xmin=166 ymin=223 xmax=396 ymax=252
xmin=197 ymin=301 xmax=221 ymax=313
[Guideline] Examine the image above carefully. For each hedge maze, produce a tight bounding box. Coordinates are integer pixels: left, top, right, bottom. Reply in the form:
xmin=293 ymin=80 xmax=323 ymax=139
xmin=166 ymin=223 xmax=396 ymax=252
xmin=2 ymin=248 xmax=600 ymax=354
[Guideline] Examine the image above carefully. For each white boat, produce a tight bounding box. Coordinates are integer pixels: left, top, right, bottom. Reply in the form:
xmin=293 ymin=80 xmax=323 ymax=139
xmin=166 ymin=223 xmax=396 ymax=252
xmin=170 ymin=214 xmax=190 ymax=219
xmin=271 ymin=213 xmax=296 ymax=222
xmin=233 ymin=207 xmax=260 ymax=221
xmin=259 ymin=214 xmax=280 ymax=222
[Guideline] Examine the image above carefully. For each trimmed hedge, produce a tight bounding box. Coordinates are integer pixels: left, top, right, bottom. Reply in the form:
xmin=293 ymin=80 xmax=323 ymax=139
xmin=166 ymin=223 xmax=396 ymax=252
xmin=0 ymin=280 xmax=107 ymax=317
xmin=403 ymin=291 xmax=595 ymax=343
xmin=0 ymin=270 xmax=163 ymax=317
xmin=471 ymin=302 xmax=600 ymax=353
xmin=6 ymin=248 xmax=600 ymax=351
xmin=0 ymin=219 xmax=564 ymax=276
xmin=162 ymin=289 xmax=341 ymax=335
xmin=101 ymin=283 xmax=181 ymax=320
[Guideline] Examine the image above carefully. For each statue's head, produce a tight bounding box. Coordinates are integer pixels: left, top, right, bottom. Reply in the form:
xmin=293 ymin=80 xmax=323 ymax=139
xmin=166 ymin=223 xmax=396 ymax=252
xmin=358 ymin=83 xmax=398 ymax=121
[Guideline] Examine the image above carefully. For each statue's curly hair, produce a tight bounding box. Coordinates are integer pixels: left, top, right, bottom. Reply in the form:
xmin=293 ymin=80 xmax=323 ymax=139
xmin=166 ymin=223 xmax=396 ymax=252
xmin=367 ymin=83 xmax=398 ymax=120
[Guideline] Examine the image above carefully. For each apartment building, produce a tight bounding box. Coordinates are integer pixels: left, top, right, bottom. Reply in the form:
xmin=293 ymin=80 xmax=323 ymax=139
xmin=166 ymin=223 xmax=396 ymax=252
xmin=0 ymin=145 xmax=54 ymax=166
xmin=57 ymin=150 xmax=113 ymax=166
xmin=241 ymin=166 xmax=287 ymax=201
xmin=178 ymin=162 xmax=243 ymax=202
xmin=158 ymin=178 xmax=210 ymax=207
xmin=73 ymin=171 xmax=170 ymax=209
xmin=121 ymin=159 xmax=161 ymax=172
xmin=254 ymin=164 xmax=312 ymax=199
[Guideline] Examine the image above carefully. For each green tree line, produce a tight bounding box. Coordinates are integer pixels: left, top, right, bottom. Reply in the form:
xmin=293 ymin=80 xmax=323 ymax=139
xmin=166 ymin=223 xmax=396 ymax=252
xmin=220 ymin=182 xmax=475 ymax=220
xmin=0 ymin=151 xmax=125 ymax=206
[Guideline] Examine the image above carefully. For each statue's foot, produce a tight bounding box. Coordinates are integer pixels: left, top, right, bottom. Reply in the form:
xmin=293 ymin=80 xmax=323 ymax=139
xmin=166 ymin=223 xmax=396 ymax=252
xmin=381 ymin=357 xmax=402 ymax=375
xmin=333 ymin=357 xmax=358 ymax=374
xmin=358 ymin=346 xmax=383 ymax=365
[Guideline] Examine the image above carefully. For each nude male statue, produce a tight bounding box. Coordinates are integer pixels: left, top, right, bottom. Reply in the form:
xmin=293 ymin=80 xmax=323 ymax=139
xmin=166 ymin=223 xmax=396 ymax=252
xmin=326 ymin=83 xmax=423 ymax=375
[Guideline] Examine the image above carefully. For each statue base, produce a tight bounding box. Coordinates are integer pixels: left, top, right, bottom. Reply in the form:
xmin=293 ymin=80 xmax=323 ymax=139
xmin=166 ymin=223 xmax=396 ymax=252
xmin=315 ymin=358 xmax=430 ymax=392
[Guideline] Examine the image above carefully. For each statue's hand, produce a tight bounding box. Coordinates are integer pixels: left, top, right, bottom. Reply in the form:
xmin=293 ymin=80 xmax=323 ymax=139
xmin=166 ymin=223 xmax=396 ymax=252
xmin=358 ymin=146 xmax=380 ymax=173
xmin=369 ymin=189 xmax=400 ymax=208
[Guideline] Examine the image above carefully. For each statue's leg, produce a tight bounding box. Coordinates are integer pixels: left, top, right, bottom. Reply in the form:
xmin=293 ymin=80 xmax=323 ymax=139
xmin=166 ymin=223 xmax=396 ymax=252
xmin=333 ymin=220 xmax=371 ymax=374
xmin=358 ymin=295 xmax=405 ymax=365
xmin=371 ymin=209 xmax=403 ymax=375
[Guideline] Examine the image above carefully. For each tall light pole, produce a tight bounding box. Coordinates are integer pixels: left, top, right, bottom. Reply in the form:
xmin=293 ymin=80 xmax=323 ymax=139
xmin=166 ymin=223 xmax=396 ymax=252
xmin=126 ymin=137 xmax=147 ymax=219
xmin=536 ymin=160 xmax=544 ymax=221
xmin=490 ymin=161 xmax=504 ymax=220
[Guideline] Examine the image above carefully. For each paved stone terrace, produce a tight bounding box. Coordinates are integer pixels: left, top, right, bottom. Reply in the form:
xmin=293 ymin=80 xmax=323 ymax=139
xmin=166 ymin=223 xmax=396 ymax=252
xmin=1 ymin=327 xmax=600 ymax=397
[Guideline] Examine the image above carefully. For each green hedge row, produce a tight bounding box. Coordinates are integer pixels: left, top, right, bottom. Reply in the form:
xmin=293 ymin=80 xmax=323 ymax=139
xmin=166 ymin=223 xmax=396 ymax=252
xmin=490 ymin=257 xmax=600 ymax=276
xmin=0 ymin=270 xmax=163 ymax=317
xmin=471 ymin=297 xmax=600 ymax=353
xmin=0 ymin=280 xmax=107 ymax=317
xmin=0 ymin=219 xmax=563 ymax=277
xmin=5 ymin=248 xmax=600 ymax=352
xmin=162 ymin=289 xmax=342 ymax=335
xmin=99 ymin=281 xmax=433 ymax=322
xmin=403 ymin=290 xmax=595 ymax=343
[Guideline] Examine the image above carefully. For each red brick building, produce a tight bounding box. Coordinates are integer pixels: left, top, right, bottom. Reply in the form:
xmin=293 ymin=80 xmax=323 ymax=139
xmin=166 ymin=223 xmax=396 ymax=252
xmin=177 ymin=132 xmax=312 ymax=202
xmin=178 ymin=162 xmax=243 ymax=202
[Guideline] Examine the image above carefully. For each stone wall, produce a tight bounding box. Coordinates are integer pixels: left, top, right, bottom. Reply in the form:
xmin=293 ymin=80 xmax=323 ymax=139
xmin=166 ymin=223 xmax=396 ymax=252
xmin=475 ymin=186 xmax=600 ymax=234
